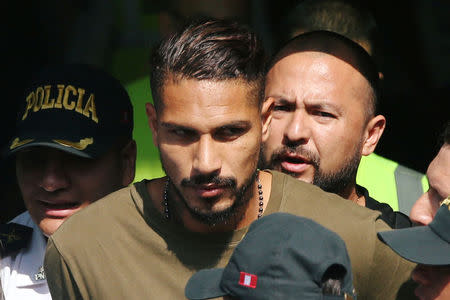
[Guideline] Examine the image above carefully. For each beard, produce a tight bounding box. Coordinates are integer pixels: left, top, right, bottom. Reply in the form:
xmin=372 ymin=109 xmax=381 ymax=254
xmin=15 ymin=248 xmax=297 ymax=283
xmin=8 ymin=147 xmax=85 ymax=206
xmin=161 ymin=155 xmax=258 ymax=226
xmin=312 ymin=150 xmax=361 ymax=196
xmin=260 ymin=142 xmax=361 ymax=197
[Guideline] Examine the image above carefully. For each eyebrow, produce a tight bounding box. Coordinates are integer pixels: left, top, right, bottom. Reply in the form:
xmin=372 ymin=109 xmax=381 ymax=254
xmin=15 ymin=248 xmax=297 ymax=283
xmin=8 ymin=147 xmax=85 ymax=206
xmin=306 ymin=100 xmax=342 ymax=113
xmin=270 ymin=95 xmax=296 ymax=104
xmin=217 ymin=121 xmax=252 ymax=129
xmin=161 ymin=122 xmax=194 ymax=131
xmin=161 ymin=120 xmax=252 ymax=131
xmin=272 ymin=95 xmax=342 ymax=114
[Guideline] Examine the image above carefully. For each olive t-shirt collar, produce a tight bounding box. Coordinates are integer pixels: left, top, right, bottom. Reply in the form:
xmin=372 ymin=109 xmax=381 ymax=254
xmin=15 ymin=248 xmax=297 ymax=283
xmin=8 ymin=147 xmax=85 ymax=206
xmin=131 ymin=171 xmax=284 ymax=246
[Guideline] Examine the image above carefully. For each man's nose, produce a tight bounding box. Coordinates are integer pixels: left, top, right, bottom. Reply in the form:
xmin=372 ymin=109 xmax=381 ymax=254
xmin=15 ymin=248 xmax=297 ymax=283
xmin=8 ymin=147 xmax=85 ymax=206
xmin=283 ymin=111 xmax=311 ymax=146
xmin=410 ymin=190 xmax=437 ymax=226
xmin=192 ymin=135 xmax=222 ymax=176
xmin=39 ymin=157 xmax=70 ymax=192
xmin=411 ymin=265 xmax=432 ymax=286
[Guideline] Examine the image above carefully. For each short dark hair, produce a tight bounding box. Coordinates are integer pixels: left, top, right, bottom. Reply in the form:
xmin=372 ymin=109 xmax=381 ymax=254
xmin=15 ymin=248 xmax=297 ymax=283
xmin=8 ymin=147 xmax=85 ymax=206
xmin=150 ymin=17 xmax=267 ymax=111
xmin=283 ymin=0 xmax=378 ymax=55
xmin=269 ymin=30 xmax=380 ymax=118
xmin=321 ymin=263 xmax=347 ymax=296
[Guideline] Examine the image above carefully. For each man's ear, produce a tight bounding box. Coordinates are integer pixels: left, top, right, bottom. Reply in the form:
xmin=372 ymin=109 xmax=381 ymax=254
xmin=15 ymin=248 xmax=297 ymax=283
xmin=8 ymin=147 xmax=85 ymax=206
xmin=145 ymin=103 xmax=159 ymax=147
xmin=121 ymin=140 xmax=137 ymax=186
xmin=362 ymin=114 xmax=386 ymax=156
xmin=261 ymin=98 xmax=274 ymax=143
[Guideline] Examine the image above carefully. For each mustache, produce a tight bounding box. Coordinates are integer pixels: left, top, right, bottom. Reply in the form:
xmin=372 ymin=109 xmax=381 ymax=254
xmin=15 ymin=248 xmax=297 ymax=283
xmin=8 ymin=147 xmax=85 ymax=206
xmin=181 ymin=174 xmax=237 ymax=188
xmin=270 ymin=145 xmax=320 ymax=168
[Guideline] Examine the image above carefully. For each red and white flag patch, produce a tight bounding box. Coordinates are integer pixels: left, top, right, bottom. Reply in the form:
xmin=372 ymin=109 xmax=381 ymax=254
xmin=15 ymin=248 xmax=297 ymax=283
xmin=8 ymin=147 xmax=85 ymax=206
xmin=239 ymin=272 xmax=257 ymax=288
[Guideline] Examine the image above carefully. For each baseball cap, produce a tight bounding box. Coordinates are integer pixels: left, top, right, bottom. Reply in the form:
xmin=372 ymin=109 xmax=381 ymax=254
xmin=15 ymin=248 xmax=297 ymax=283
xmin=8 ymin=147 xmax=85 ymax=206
xmin=4 ymin=63 xmax=133 ymax=159
xmin=185 ymin=212 xmax=357 ymax=300
xmin=378 ymin=199 xmax=450 ymax=266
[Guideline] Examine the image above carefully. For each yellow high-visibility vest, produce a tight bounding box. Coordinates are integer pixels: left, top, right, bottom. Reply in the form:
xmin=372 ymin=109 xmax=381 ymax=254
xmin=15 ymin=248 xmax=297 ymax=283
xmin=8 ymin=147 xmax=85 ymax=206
xmin=357 ymin=153 xmax=428 ymax=215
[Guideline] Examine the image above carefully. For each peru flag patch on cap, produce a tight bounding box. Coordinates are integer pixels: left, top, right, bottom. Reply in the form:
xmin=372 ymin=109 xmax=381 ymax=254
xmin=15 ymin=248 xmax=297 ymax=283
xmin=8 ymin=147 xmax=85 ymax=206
xmin=239 ymin=272 xmax=257 ymax=288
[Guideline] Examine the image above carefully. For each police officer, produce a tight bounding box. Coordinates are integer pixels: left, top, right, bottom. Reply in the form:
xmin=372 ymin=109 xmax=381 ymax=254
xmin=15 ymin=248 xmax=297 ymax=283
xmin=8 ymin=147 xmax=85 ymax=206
xmin=378 ymin=122 xmax=450 ymax=299
xmin=0 ymin=63 xmax=136 ymax=300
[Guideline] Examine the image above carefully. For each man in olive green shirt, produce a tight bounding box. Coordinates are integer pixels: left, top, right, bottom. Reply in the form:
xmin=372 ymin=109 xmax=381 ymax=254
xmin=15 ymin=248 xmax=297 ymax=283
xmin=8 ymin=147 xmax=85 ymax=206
xmin=44 ymin=18 xmax=416 ymax=300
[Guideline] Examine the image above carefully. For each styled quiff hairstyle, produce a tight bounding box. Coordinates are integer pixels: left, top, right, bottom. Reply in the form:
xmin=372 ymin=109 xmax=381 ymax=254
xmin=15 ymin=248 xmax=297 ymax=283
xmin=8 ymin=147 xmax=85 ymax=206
xmin=150 ymin=17 xmax=267 ymax=112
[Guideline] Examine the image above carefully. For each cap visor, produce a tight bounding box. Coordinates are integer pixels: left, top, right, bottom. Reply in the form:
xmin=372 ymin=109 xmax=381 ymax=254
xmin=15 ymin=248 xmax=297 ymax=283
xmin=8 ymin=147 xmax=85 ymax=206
xmin=6 ymin=141 xmax=94 ymax=159
xmin=378 ymin=226 xmax=450 ymax=265
xmin=185 ymin=268 xmax=226 ymax=300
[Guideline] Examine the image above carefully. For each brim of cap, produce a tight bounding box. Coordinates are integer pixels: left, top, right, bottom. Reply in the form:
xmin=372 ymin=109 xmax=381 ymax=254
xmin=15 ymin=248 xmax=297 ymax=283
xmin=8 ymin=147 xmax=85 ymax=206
xmin=185 ymin=268 xmax=226 ymax=300
xmin=5 ymin=140 xmax=94 ymax=159
xmin=378 ymin=226 xmax=450 ymax=265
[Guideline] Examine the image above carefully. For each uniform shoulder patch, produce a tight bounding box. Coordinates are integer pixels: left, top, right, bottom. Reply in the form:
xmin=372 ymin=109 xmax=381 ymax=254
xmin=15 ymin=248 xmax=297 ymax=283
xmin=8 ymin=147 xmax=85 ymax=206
xmin=0 ymin=222 xmax=33 ymax=256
